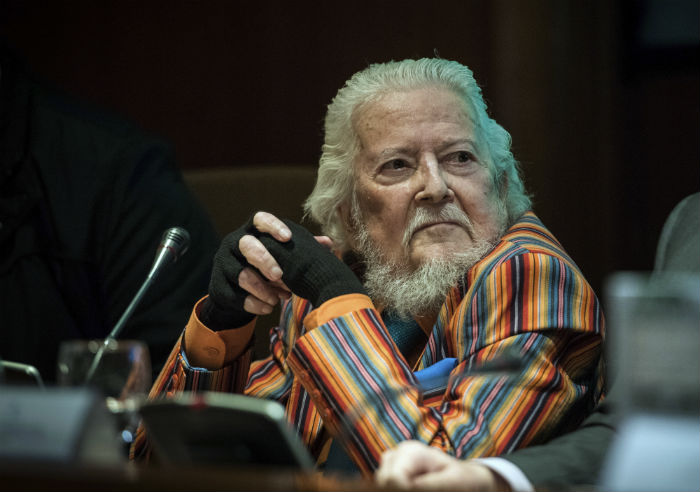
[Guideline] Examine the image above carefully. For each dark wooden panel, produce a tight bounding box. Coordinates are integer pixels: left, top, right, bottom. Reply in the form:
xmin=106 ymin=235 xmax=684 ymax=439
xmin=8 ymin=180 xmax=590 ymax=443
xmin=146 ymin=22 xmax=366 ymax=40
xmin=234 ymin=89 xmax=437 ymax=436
xmin=2 ymin=0 xmax=697 ymax=299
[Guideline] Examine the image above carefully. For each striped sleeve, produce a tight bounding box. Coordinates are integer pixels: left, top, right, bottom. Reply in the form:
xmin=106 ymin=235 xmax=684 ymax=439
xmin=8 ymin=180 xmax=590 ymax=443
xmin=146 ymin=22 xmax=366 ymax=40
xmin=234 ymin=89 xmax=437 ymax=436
xmin=129 ymin=331 xmax=254 ymax=461
xmin=285 ymin=248 xmax=604 ymax=476
xmin=131 ymin=296 xmax=314 ymax=463
xmin=129 ymin=302 xmax=256 ymax=462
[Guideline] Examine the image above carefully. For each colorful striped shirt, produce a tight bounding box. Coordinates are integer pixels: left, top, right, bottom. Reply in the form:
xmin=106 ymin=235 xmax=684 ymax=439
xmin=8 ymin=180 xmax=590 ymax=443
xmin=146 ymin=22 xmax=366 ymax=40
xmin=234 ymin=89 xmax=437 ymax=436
xmin=132 ymin=212 xmax=605 ymax=477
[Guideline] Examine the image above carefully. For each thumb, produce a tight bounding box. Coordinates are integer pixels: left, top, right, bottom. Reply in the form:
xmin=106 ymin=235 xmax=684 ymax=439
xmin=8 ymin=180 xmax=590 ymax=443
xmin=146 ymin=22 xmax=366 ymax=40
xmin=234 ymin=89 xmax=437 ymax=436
xmin=314 ymin=235 xmax=334 ymax=250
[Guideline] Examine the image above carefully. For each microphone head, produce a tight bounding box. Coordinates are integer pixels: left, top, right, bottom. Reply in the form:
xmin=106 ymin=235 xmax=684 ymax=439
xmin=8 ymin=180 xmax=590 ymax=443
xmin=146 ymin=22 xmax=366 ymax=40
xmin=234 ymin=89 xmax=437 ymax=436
xmin=160 ymin=226 xmax=190 ymax=262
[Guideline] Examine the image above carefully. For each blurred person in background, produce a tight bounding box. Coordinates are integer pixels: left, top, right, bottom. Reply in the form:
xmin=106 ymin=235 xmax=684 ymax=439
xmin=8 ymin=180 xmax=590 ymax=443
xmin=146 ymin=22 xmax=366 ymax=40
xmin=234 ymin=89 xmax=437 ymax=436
xmin=0 ymin=39 xmax=220 ymax=383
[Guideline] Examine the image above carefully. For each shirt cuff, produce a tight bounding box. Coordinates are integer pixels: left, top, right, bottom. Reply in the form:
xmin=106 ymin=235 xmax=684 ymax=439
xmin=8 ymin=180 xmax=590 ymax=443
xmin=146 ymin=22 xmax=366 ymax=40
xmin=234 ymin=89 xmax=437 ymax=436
xmin=474 ymin=457 xmax=535 ymax=492
xmin=183 ymin=296 xmax=256 ymax=370
xmin=302 ymin=293 xmax=375 ymax=331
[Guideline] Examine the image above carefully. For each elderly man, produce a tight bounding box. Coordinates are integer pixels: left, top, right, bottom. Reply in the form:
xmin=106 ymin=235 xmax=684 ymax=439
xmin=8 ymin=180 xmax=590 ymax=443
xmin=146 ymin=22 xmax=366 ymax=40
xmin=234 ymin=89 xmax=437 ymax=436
xmin=374 ymin=192 xmax=700 ymax=491
xmin=132 ymin=58 xmax=605 ymax=477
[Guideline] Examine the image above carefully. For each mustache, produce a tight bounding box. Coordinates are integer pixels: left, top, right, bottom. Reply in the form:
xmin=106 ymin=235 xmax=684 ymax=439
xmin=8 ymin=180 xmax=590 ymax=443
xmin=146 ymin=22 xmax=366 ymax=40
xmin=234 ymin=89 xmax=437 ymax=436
xmin=401 ymin=204 xmax=474 ymax=249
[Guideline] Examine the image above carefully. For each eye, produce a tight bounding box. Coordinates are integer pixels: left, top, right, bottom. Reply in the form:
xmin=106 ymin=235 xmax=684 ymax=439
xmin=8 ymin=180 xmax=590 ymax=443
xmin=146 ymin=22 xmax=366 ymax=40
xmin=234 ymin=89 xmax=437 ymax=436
xmin=383 ymin=159 xmax=408 ymax=170
xmin=455 ymin=151 xmax=474 ymax=163
xmin=443 ymin=150 xmax=478 ymax=169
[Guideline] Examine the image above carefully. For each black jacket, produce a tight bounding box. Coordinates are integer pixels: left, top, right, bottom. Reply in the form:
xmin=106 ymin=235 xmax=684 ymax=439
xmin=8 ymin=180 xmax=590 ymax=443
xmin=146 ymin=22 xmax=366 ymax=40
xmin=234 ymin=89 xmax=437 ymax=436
xmin=0 ymin=44 xmax=219 ymax=382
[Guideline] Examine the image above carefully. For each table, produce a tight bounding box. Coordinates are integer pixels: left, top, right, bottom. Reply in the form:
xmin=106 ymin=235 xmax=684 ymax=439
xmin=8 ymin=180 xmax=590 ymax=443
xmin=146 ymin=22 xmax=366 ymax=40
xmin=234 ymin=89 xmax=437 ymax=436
xmin=0 ymin=462 xmax=380 ymax=491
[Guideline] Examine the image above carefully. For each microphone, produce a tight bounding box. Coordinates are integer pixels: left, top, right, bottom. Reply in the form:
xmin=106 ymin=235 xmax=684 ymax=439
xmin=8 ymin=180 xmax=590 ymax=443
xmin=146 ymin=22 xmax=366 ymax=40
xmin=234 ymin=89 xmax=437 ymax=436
xmin=84 ymin=227 xmax=190 ymax=384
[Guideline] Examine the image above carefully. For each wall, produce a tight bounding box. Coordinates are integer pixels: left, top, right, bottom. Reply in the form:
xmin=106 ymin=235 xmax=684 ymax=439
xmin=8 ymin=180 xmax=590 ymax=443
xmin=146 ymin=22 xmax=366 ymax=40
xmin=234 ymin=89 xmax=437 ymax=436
xmin=2 ymin=0 xmax=697 ymax=299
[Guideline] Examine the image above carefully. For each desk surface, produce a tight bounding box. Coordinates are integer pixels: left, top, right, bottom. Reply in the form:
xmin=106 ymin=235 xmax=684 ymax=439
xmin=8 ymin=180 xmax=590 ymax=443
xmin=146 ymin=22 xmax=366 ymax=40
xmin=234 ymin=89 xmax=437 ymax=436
xmin=0 ymin=462 xmax=380 ymax=492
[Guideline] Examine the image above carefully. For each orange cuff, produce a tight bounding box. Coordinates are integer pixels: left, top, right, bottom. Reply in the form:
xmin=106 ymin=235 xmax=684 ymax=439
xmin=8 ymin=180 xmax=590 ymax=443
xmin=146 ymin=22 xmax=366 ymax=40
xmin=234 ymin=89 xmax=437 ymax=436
xmin=303 ymin=293 xmax=375 ymax=331
xmin=183 ymin=296 xmax=256 ymax=370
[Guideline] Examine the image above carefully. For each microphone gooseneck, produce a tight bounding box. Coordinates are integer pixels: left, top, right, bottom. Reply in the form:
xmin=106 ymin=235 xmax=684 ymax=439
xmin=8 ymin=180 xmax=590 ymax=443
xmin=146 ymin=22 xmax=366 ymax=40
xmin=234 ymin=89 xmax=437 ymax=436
xmin=84 ymin=227 xmax=190 ymax=385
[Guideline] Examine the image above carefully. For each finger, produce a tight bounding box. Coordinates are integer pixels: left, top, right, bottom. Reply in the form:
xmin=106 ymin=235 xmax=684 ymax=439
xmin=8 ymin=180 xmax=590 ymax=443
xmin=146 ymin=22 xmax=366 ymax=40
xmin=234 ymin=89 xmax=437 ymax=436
xmin=412 ymin=461 xmax=498 ymax=492
xmin=253 ymin=211 xmax=292 ymax=242
xmin=376 ymin=441 xmax=449 ymax=488
xmin=243 ymin=289 xmax=291 ymax=315
xmin=239 ymin=234 xmax=283 ymax=281
xmin=314 ymin=235 xmax=334 ymax=250
xmin=375 ymin=448 xmax=414 ymax=489
xmin=375 ymin=463 xmax=413 ymax=490
xmin=238 ymin=267 xmax=283 ymax=306
xmin=270 ymin=279 xmax=292 ymax=298
xmin=243 ymin=293 xmax=276 ymax=316
xmin=411 ymin=469 xmax=462 ymax=491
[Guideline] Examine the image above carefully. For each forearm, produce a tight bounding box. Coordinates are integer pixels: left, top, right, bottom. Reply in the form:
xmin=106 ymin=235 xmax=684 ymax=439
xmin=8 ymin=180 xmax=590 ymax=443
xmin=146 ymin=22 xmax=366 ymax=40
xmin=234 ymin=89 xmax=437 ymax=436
xmin=130 ymin=335 xmax=253 ymax=463
xmin=288 ymin=314 xmax=602 ymax=476
xmin=183 ymin=296 xmax=256 ymax=369
xmin=287 ymin=305 xmax=431 ymax=474
xmin=286 ymin=251 xmax=605 ymax=476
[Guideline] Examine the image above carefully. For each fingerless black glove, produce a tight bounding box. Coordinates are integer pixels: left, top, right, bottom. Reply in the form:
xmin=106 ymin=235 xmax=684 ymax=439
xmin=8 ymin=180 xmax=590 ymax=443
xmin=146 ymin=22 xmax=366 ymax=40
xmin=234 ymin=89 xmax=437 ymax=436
xmin=200 ymin=218 xmax=257 ymax=331
xmin=258 ymin=220 xmax=366 ymax=307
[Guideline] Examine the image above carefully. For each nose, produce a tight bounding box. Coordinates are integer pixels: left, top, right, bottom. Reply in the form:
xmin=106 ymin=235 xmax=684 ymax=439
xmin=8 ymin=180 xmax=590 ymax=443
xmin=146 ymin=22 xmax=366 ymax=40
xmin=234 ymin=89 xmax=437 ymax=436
xmin=415 ymin=157 xmax=454 ymax=204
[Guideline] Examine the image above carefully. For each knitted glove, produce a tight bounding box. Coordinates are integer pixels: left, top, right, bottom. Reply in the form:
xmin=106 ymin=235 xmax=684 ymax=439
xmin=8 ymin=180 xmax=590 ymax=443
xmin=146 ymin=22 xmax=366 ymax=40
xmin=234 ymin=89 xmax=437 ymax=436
xmin=200 ymin=218 xmax=258 ymax=331
xmin=258 ymin=219 xmax=366 ymax=307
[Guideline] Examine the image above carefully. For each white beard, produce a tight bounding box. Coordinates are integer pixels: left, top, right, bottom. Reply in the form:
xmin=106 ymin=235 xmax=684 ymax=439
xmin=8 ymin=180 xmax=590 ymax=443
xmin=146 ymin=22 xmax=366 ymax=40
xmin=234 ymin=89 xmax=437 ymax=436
xmin=352 ymin=201 xmax=503 ymax=320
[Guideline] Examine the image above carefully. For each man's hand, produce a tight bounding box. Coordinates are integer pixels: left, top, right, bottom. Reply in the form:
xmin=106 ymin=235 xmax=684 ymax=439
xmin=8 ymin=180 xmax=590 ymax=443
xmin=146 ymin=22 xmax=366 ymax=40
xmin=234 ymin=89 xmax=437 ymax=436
xmin=203 ymin=211 xmax=357 ymax=330
xmin=203 ymin=212 xmax=295 ymax=329
xmin=257 ymin=219 xmax=365 ymax=307
xmin=375 ymin=441 xmax=510 ymax=491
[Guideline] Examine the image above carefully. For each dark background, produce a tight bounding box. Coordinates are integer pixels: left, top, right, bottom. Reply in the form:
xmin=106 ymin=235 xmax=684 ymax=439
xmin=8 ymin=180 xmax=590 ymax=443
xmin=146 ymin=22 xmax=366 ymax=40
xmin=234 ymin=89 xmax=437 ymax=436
xmin=1 ymin=0 xmax=697 ymax=299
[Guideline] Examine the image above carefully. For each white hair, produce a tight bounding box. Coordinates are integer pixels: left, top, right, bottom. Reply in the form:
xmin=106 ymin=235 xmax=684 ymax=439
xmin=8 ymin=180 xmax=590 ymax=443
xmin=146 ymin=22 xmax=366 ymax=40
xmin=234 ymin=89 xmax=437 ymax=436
xmin=304 ymin=58 xmax=531 ymax=252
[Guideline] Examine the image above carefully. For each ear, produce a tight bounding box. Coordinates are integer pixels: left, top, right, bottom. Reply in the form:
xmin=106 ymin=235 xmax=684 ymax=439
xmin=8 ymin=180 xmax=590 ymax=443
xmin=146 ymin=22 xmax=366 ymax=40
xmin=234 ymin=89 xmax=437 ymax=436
xmin=337 ymin=201 xmax=357 ymax=251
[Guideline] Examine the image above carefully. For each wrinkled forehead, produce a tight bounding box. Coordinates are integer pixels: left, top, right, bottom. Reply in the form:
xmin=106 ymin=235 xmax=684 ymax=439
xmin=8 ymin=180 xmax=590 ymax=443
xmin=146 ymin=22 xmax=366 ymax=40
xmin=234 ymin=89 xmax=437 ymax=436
xmin=350 ymin=86 xmax=492 ymax=168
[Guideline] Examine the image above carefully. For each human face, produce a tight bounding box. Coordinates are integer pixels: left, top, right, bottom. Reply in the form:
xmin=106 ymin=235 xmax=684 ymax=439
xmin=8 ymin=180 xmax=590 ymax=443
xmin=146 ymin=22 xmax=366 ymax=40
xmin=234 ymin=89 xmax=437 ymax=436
xmin=346 ymin=87 xmax=505 ymax=268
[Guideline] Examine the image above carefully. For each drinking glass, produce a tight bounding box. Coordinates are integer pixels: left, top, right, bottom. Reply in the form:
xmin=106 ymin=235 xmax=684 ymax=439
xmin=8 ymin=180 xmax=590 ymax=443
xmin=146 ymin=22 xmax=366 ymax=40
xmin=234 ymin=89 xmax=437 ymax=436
xmin=56 ymin=339 xmax=152 ymax=447
xmin=57 ymin=339 xmax=151 ymax=397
